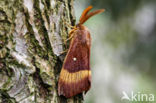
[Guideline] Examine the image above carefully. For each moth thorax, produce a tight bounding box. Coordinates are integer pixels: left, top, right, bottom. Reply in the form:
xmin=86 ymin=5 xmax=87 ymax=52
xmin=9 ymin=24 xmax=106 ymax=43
xmin=77 ymin=24 xmax=89 ymax=31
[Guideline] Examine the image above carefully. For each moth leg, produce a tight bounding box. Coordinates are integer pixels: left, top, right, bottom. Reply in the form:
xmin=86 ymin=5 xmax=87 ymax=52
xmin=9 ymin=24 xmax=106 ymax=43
xmin=63 ymin=31 xmax=76 ymax=47
xmin=65 ymin=33 xmax=74 ymax=42
xmin=62 ymin=24 xmax=77 ymax=49
xmin=68 ymin=27 xmax=77 ymax=37
xmin=66 ymin=27 xmax=77 ymax=41
xmin=59 ymin=49 xmax=68 ymax=55
xmin=64 ymin=21 xmax=75 ymax=29
xmin=63 ymin=19 xmax=77 ymax=37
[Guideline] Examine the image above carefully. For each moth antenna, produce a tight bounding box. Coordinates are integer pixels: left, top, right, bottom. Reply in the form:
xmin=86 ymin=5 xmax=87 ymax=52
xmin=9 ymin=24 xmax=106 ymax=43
xmin=79 ymin=6 xmax=93 ymax=24
xmin=80 ymin=9 xmax=105 ymax=24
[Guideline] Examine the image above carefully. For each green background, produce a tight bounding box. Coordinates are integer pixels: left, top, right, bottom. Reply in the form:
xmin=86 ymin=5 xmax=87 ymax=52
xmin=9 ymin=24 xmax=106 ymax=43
xmin=74 ymin=0 xmax=156 ymax=103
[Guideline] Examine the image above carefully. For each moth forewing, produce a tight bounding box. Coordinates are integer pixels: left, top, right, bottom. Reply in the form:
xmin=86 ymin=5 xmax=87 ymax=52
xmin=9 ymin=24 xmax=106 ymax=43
xmin=58 ymin=6 xmax=104 ymax=98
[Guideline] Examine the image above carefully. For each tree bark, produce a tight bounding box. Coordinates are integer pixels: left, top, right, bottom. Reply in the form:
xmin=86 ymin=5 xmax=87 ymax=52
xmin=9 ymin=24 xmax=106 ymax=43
xmin=0 ymin=0 xmax=83 ymax=103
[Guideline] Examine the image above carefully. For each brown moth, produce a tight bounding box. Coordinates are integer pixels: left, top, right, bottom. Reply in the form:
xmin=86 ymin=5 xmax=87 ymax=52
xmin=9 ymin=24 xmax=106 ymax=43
xmin=58 ymin=6 xmax=104 ymax=98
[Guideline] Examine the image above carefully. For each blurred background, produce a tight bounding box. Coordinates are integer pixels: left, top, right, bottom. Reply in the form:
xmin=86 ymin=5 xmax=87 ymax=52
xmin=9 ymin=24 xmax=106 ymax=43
xmin=74 ymin=0 xmax=156 ymax=103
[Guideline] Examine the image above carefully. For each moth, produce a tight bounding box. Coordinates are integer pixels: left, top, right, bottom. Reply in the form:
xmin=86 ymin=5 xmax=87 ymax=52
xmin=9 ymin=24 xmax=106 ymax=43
xmin=58 ymin=6 xmax=104 ymax=98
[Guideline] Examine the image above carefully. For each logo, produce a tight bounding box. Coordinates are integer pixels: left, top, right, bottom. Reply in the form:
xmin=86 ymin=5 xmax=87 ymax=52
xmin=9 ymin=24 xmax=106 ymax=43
xmin=121 ymin=91 xmax=155 ymax=102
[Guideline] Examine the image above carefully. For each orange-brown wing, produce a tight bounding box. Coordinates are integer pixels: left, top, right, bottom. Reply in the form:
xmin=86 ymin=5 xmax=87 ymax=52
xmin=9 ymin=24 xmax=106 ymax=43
xmin=58 ymin=29 xmax=91 ymax=98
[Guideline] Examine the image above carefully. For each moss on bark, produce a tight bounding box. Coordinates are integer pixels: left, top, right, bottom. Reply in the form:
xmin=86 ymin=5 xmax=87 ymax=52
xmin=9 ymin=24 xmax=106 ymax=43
xmin=0 ymin=0 xmax=83 ymax=103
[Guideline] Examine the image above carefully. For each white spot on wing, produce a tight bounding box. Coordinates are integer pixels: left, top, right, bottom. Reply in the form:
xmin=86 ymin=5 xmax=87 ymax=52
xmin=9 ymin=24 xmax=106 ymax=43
xmin=73 ymin=57 xmax=77 ymax=61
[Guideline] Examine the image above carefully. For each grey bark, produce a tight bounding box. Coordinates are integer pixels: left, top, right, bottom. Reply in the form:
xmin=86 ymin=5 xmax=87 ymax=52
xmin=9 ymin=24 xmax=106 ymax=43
xmin=0 ymin=0 xmax=84 ymax=103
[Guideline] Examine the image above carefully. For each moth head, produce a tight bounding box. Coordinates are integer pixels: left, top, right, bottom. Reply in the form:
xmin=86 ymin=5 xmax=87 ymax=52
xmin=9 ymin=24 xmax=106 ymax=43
xmin=76 ymin=24 xmax=89 ymax=31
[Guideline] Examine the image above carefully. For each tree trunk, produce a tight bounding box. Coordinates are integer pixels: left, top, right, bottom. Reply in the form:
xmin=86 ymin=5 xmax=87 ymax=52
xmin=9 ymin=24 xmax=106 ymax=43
xmin=0 ymin=0 xmax=83 ymax=103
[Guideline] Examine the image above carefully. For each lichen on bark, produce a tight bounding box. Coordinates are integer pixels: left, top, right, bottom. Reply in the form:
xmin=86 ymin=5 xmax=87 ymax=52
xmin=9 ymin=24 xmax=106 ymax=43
xmin=0 ymin=0 xmax=83 ymax=103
